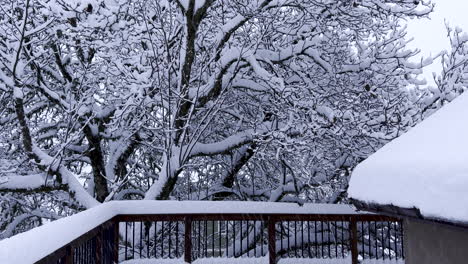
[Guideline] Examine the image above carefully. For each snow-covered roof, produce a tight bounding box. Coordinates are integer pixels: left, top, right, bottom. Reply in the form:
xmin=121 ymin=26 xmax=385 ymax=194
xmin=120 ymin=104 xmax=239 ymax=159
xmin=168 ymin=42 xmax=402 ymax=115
xmin=348 ymin=92 xmax=468 ymax=225
xmin=0 ymin=201 xmax=358 ymax=264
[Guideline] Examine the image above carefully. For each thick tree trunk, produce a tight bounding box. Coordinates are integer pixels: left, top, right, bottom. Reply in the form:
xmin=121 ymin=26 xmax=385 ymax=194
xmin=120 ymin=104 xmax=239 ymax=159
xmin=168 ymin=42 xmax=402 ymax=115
xmin=84 ymin=126 xmax=109 ymax=202
xmin=144 ymin=151 xmax=181 ymax=200
xmin=212 ymin=144 xmax=256 ymax=200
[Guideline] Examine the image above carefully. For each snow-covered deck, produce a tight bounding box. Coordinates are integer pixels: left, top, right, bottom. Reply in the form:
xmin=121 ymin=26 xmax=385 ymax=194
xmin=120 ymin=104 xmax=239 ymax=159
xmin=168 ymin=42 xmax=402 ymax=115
xmin=0 ymin=201 xmax=401 ymax=264
xmin=121 ymin=256 xmax=404 ymax=263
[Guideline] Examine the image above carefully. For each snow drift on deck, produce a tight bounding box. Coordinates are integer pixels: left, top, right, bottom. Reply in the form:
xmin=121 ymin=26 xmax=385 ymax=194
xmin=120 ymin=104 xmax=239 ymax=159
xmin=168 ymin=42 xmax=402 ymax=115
xmin=121 ymin=256 xmax=403 ymax=264
xmin=0 ymin=201 xmax=358 ymax=264
xmin=348 ymin=91 xmax=468 ymax=224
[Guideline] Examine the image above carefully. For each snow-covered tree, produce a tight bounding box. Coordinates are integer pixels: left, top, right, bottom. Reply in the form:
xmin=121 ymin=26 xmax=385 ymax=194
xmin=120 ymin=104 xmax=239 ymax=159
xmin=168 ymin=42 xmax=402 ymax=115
xmin=417 ymin=25 xmax=468 ymax=117
xmin=1 ymin=0 xmax=456 ymax=243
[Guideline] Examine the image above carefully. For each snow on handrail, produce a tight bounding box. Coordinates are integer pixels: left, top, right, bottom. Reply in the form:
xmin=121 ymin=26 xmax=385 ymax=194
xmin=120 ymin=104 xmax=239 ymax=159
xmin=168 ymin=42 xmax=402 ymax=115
xmin=0 ymin=201 xmax=362 ymax=264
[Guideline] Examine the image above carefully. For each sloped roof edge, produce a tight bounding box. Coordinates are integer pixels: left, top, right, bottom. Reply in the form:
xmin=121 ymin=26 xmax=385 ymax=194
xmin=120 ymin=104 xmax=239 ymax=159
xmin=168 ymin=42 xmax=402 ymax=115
xmin=348 ymin=91 xmax=468 ymax=224
xmin=351 ymin=198 xmax=468 ymax=230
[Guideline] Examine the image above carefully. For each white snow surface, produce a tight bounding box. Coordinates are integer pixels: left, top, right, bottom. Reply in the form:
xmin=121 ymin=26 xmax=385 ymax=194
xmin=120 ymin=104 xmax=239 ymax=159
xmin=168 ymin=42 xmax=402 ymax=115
xmin=0 ymin=201 xmax=360 ymax=264
xmin=348 ymin=91 xmax=468 ymax=224
xmin=121 ymin=256 xmax=403 ymax=264
xmin=122 ymin=256 xmax=354 ymax=264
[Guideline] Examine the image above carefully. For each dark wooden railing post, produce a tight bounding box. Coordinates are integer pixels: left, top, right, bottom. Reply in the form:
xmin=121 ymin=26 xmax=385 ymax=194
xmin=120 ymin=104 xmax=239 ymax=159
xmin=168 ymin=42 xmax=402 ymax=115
xmin=350 ymin=218 xmax=359 ymax=264
xmin=34 ymin=212 xmax=404 ymax=264
xmin=184 ymin=216 xmax=193 ymax=263
xmin=95 ymin=226 xmax=103 ymax=263
xmin=268 ymin=216 xmax=277 ymax=264
xmin=113 ymin=220 xmax=119 ymax=263
xmin=65 ymin=245 xmax=73 ymax=264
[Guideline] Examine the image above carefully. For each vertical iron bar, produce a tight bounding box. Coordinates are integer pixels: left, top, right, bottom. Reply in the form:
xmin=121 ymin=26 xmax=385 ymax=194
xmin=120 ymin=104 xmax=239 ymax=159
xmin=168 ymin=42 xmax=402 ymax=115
xmin=368 ymin=222 xmax=371 ymax=259
xmin=147 ymin=222 xmax=150 ymax=258
xmin=132 ymin=222 xmax=135 ymax=259
xmin=388 ymin=221 xmax=392 ymax=260
xmin=294 ymin=221 xmax=297 ymax=258
xmin=328 ymin=221 xmax=331 ymax=258
xmin=83 ymin=244 xmax=85 ymax=264
xmin=401 ymin=220 xmax=405 ymax=259
xmin=301 ymin=221 xmax=304 ymax=258
xmin=321 ymin=221 xmax=324 ymax=258
xmin=184 ymin=217 xmax=192 ymax=263
xmin=233 ymin=221 xmax=236 ymax=257
xmin=154 ymin=222 xmax=157 ymax=258
xmin=261 ymin=221 xmax=264 ymax=256
xmin=314 ymin=221 xmax=318 ymax=258
xmin=226 ymin=221 xmax=229 ymax=257
xmin=361 ymin=221 xmax=365 ymax=259
xmin=240 ymin=221 xmax=243 ymax=256
xmin=381 ymin=222 xmax=385 ymax=260
xmin=394 ymin=222 xmax=398 ymax=260
xmin=335 ymin=221 xmax=338 ymax=258
xmin=254 ymin=221 xmax=257 ymax=257
xmin=87 ymin=239 xmax=89 ymax=263
xmin=375 ymin=222 xmax=378 ymax=259
xmin=84 ymin=241 xmax=87 ymax=264
xmin=219 ymin=221 xmax=222 ymax=258
xmin=161 ymin=221 xmax=164 ymax=258
xmin=341 ymin=221 xmax=344 ymax=258
xmin=247 ymin=221 xmax=249 ymax=258
xmin=308 ymin=221 xmax=311 ymax=258
xmin=198 ymin=221 xmax=201 ymax=258
xmin=280 ymin=222 xmax=283 ymax=254
xmin=140 ymin=222 xmax=143 ymax=258
xmin=176 ymin=221 xmax=179 ymax=258
xmin=125 ymin=223 xmax=128 ymax=260
xmin=205 ymin=220 xmax=208 ymax=257
xmin=169 ymin=222 xmax=172 ymax=259
xmin=287 ymin=221 xmax=290 ymax=258
xmin=212 ymin=221 xmax=215 ymax=257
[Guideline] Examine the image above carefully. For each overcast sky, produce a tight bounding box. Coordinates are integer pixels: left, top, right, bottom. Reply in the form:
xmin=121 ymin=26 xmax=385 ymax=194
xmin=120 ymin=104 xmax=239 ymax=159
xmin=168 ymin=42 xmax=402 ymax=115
xmin=406 ymin=0 xmax=468 ymax=85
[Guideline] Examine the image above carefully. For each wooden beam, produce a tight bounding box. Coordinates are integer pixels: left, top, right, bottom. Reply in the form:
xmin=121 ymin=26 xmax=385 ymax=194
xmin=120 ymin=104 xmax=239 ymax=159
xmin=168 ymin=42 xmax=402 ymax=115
xmin=350 ymin=219 xmax=359 ymax=264
xmin=95 ymin=226 xmax=103 ymax=263
xmin=184 ymin=216 xmax=193 ymax=263
xmin=268 ymin=216 xmax=277 ymax=264
xmin=65 ymin=245 xmax=73 ymax=264
xmin=113 ymin=220 xmax=119 ymax=263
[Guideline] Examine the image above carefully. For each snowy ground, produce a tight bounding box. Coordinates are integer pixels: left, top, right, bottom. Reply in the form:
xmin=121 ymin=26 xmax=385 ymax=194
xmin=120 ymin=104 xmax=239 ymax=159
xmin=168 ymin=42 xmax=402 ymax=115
xmin=120 ymin=257 xmax=404 ymax=264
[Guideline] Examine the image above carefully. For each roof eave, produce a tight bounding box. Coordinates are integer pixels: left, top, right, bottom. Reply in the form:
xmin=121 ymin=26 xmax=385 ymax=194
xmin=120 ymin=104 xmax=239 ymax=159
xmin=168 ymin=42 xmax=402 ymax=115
xmin=350 ymin=198 xmax=468 ymax=230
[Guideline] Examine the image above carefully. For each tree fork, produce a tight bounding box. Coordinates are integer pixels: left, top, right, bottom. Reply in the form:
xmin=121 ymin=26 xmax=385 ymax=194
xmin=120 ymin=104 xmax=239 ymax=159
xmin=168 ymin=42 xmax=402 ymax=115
xmin=84 ymin=126 xmax=110 ymax=202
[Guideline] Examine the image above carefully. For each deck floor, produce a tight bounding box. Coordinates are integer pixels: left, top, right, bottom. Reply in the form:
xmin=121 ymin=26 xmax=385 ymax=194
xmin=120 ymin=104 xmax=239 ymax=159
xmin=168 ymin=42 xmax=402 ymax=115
xmin=121 ymin=257 xmax=404 ymax=264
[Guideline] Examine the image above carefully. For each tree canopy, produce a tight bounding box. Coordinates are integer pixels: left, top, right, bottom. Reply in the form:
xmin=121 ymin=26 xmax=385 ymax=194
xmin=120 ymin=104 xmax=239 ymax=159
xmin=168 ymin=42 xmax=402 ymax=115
xmin=1 ymin=0 xmax=467 ymax=240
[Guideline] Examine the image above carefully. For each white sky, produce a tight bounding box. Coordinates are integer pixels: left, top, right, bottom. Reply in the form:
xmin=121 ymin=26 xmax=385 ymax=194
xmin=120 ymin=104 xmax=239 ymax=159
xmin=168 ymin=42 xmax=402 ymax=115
xmin=406 ymin=0 xmax=468 ymax=85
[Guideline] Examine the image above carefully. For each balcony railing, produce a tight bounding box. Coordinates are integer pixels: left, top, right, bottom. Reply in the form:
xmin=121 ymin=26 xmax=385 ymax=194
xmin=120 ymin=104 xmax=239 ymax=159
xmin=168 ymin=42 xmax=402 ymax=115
xmin=0 ymin=201 xmax=404 ymax=264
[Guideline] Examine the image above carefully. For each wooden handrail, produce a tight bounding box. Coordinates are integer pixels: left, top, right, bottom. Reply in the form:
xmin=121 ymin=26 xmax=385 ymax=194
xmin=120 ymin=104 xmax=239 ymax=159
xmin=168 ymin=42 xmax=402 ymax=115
xmin=35 ymin=213 xmax=403 ymax=264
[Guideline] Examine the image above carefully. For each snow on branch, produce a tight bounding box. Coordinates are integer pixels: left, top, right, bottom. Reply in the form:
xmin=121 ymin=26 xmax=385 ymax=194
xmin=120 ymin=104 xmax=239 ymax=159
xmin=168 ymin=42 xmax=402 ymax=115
xmin=187 ymin=123 xmax=272 ymax=158
xmin=32 ymin=146 xmax=100 ymax=208
xmin=0 ymin=173 xmax=50 ymax=191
